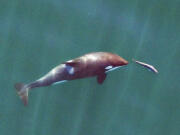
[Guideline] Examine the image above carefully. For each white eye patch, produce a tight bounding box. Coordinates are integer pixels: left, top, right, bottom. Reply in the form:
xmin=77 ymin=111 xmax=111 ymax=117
xmin=105 ymin=66 xmax=122 ymax=73
xmin=105 ymin=65 xmax=113 ymax=70
xmin=66 ymin=66 xmax=75 ymax=75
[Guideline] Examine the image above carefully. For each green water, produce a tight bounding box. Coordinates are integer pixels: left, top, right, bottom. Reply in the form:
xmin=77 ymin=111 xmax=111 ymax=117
xmin=0 ymin=0 xmax=180 ymax=135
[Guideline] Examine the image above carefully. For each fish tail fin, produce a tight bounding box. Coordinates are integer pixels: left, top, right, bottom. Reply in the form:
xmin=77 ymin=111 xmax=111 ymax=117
xmin=14 ymin=83 xmax=30 ymax=106
xmin=132 ymin=58 xmax=136 ymax=62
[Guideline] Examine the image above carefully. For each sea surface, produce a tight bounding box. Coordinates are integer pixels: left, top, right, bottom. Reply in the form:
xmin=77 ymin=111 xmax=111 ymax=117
xmin=0 ymin=0 xmax=180 ymax=135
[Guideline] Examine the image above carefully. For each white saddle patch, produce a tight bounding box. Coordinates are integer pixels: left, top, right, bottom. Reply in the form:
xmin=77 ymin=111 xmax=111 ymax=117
xmin=66 ymin=66 xmax=75 ymax=75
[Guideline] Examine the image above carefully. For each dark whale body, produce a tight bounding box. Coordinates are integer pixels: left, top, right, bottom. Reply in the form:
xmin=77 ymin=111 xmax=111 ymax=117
xmin=15 ymin=52 xmax=128 ymax=105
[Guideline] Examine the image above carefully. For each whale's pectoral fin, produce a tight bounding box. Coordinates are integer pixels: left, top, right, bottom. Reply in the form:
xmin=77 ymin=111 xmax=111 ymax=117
xmin=97 ymin=73 xmax=107 ymax=84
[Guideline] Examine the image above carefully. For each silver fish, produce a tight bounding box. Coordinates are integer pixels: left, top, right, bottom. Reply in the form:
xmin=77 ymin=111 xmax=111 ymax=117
xmin=132 ymin=59 xmax=158 ymax=74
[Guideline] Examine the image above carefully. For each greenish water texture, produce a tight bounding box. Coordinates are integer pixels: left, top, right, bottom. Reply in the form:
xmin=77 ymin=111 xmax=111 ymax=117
xmin=0 ymin=0 xmax=180 ymax=135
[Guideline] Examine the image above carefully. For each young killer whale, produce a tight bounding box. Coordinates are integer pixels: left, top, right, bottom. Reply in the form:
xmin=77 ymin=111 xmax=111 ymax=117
xmin=15 ymin=52 xmax=128 ymax=106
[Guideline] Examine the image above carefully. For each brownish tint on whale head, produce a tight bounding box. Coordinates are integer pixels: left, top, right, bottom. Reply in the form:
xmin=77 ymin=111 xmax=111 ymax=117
xmin=107 ymin=53 xmax=128 ymax=67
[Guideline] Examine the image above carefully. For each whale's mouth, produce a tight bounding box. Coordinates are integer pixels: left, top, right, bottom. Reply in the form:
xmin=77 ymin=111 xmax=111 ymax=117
xmin=120 ymin=60 xmax=128 ymax=66
xmin=124 ymin=60 xmax=129 ymax=65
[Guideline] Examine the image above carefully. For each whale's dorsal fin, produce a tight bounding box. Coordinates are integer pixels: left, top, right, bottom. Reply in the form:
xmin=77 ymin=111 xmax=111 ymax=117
xmin=64 ymin=59 xmax=81 ymax=67
xmin=97 ymin=73 xmax=107 ymax=84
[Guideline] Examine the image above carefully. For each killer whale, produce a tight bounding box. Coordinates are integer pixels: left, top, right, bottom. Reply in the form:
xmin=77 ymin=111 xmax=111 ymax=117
xmin=15 ymin=52 xmax=128 ymax=106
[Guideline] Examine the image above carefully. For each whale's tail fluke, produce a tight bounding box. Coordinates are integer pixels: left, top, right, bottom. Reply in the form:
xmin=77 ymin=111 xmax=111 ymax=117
xmin=14 ymin=83 xmax=29 ymax=106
